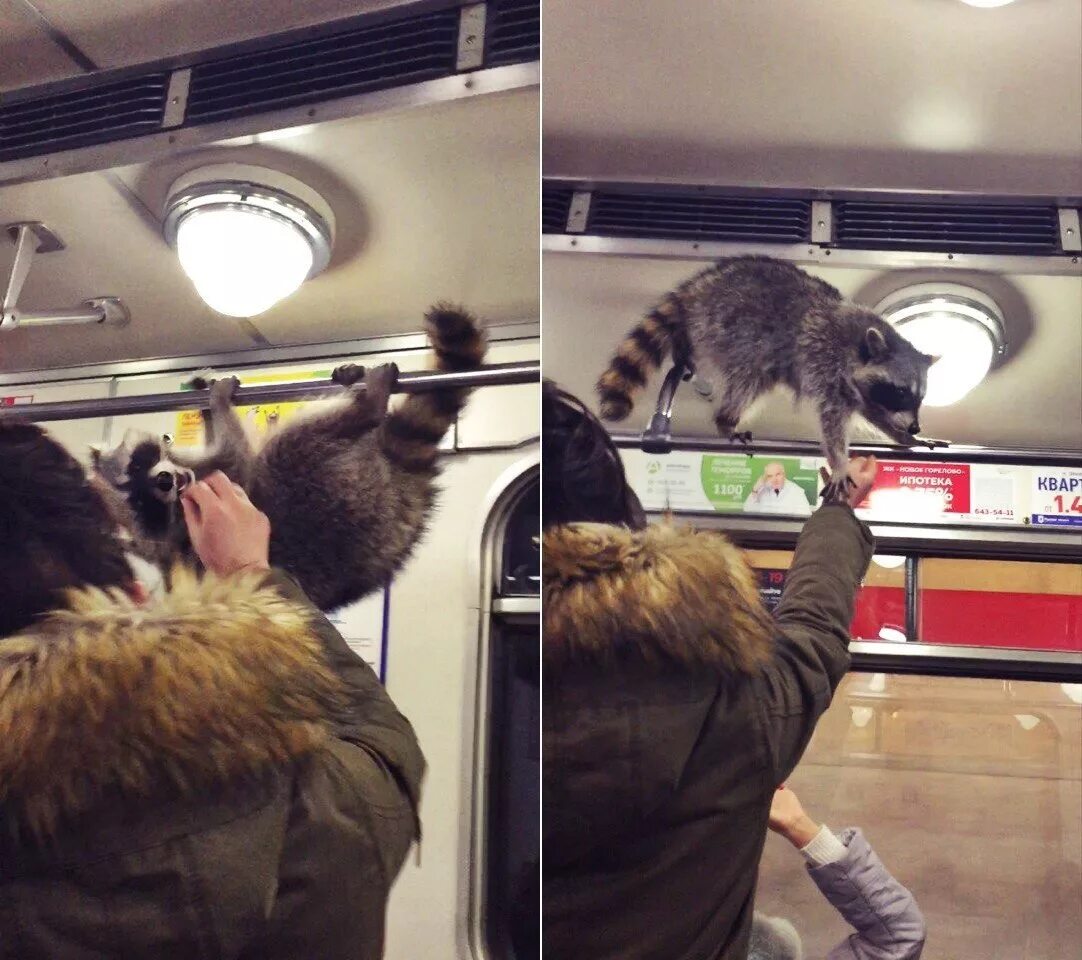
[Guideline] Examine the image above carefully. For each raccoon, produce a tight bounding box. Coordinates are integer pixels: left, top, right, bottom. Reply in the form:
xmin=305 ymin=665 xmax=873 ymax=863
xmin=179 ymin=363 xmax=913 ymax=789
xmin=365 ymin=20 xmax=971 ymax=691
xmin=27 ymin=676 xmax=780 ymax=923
xmin=596 ymin=255 xmax=944 ymax=502
xmin=93 ymin=304 xmax=486 ymax=610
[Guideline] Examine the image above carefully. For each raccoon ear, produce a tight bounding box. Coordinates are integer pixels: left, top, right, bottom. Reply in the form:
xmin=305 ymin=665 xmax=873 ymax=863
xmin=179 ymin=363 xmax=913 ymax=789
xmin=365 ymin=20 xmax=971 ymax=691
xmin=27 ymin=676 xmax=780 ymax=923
xmin=863 ymin=326 xmax=890 ymax=363
xmin=923 ymin=352 xmax=943 ymax=367
xmin=88 ymin=444 xmax=103 ymax=466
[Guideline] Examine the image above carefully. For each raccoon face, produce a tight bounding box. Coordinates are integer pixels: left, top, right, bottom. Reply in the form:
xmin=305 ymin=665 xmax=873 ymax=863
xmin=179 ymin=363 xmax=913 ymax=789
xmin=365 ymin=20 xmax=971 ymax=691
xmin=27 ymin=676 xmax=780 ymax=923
xmin=92 ymin=430 xmax=195 ymax=506
xmin=853 ymin=324 xmax=936 ymax=443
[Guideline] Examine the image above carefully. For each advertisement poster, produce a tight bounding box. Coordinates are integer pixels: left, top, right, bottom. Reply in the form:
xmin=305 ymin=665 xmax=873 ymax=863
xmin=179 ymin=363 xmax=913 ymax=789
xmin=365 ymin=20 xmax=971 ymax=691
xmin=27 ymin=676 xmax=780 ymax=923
xmin=1030 ymin=467 xmax=1082 ymax=527
xmin=756 ymin=569 xmax=787 ymax=612
xmin=326 ymin=588 xmax=388 ymax=682
xmin=171 ymin=369 xmax=330 ymax=447
xmin=709 ymin=455 xmax=819 ymax=516
xmin=857 ymin=461 xmax=970 ymax=520
xmin=624 ymin=449 xmax=818 ymax=516
xmin=968 ymin=464 xmax=1023 ymax=524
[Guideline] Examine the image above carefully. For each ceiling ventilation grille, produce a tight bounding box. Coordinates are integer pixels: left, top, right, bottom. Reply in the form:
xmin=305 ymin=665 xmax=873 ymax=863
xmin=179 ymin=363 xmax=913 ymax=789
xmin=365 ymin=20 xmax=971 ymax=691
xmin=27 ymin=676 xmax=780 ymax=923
xmin=0 ymin=75 xmax=168 ymax=162
xmin=542 ymin=186 xmax=574 ymax=233
xmin=185 ymin=8 xmax=460 ymax=123
xmin=586 ymin=191 xmax=812 ymax=244
xmin=835 ymin=201 xmax=1061 ymax=255
xmin=486 ymin=0 xmax=541 ymax=66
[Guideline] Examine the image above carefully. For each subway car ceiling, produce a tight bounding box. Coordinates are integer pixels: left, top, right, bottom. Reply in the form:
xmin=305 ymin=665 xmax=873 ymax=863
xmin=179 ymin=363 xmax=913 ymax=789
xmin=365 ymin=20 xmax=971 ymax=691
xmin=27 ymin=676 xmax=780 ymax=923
xmin=540 ymin=2 xmax=1081 ymax=454
xmin=0 ymin=0 xmax=539 ymax=373
xmin=542 ymin=0 xmax=1082 ymax=195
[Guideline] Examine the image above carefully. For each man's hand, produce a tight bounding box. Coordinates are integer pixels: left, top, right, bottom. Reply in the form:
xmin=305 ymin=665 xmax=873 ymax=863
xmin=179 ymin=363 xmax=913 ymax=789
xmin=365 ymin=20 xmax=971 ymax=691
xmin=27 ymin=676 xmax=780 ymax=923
xmin=767 ymin=785 xmax=821 ymax=849
xmin=180 ymin=472 xmax=271 ymax=577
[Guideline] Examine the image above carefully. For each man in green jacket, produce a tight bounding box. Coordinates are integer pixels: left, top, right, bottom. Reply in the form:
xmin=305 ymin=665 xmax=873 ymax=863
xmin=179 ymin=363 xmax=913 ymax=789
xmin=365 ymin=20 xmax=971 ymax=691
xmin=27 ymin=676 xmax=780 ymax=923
xmin=542 ymin=383 xmax=876 ymax=960
xmin=0 ymin=419 xmax=424 ymax=959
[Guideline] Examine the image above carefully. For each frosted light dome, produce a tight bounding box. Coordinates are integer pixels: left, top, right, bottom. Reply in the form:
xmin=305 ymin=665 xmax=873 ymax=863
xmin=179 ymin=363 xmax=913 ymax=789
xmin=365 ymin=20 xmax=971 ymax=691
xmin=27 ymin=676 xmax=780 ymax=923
xmin=959 ymin=0 xmax=1015 ymax=7
xmin=163 ymin=174 xmax=333 ymax=320
xmin=176 ymin=208 xmax=314 ymax=318
xmin=877 ymin=287 xmax=1005 ymax=408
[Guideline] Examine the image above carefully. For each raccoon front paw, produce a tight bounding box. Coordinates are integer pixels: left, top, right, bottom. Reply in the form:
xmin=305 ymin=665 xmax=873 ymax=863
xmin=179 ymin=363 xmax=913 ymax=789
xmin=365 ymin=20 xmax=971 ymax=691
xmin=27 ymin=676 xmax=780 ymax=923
xmin=209 ymin=376 xmax=241 ymax=403
xmin=364 ymin=362 xmax=399 ymax=390
xmin=331 ymin=363 xmax=366 ymax=387
xmin=364 ymin=363 xmax=399 ymax=411
xmin=819 ymin=474 xmax=856 ymax=505
xmin=916 ymin=435 xmax=950 ymax=449
xmin=729 ymin=430 xmax=753 ymax=445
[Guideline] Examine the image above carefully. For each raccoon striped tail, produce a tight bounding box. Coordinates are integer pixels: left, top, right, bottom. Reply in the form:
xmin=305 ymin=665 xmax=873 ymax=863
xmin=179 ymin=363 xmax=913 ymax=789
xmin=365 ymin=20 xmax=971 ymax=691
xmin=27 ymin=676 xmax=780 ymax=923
xmin=596 ymin=294 xmax=684 ymax=421
xmin=381 ymin=302 xmax=487 ymax=473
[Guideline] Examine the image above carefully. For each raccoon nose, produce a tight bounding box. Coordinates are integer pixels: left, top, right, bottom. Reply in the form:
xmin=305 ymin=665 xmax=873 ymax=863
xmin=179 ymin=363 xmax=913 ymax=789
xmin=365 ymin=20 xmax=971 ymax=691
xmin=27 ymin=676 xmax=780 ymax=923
xmin=155 ymin=471 xmax=175 ymax=492
xmin=907 ymin=421 xmax=921 ymax=435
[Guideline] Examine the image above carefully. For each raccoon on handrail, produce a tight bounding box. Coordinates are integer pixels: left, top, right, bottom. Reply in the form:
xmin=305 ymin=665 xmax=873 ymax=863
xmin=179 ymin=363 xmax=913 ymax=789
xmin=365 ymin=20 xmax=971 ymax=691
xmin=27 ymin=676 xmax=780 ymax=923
xmin=596 ymin=255 xmax=950 ymax=504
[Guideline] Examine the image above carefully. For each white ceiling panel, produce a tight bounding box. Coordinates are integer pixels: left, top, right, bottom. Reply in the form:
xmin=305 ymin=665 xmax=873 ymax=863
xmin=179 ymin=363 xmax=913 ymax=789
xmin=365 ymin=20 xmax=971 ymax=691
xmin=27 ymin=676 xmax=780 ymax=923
xmin=0 ymin=0 xmax=87 ymax=90
xmin=0 ymin=88 xmax=538 ymax=372
xmin=0 ymin=0 xmax=429 ymax=91
xmin=543 ymin=253 xmax=1082 ymax=450
xmin=543 ymin=0 xmax=1082 ymax=194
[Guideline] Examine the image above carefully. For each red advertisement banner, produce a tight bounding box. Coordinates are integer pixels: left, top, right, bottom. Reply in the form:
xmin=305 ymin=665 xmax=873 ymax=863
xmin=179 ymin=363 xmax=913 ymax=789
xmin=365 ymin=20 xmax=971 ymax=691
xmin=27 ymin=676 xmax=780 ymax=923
xmin=859 ymin=461 xmax=971 ymax=515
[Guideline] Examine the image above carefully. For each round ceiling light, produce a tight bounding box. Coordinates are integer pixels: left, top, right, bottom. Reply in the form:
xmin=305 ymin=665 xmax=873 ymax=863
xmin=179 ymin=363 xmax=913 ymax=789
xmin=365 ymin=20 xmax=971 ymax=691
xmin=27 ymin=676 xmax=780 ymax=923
xmin=959 ymin=0 xmax=1016 ymax=7
xmin=163 ymin=166 xmax=334 ymax=318
xmin=875 ymin=283 xmax=1006 ymax=407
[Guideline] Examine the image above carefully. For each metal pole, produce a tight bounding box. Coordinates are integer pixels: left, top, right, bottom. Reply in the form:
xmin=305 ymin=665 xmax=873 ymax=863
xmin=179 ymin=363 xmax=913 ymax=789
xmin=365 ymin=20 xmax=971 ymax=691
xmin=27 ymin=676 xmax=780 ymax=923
xmin=4 ymin=361 xmax=540 ymax=424
xmin=11 ymin=307 xmax=106 ymax=327
xmin=609 ymin=431 xmax=1082 ymax=468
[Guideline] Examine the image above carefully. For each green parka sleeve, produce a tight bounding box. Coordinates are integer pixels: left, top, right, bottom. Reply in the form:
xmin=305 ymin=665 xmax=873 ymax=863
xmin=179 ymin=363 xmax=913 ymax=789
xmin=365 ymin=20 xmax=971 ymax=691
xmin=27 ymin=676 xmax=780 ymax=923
xmin=752 ymin=503 xmax=874 ymax=783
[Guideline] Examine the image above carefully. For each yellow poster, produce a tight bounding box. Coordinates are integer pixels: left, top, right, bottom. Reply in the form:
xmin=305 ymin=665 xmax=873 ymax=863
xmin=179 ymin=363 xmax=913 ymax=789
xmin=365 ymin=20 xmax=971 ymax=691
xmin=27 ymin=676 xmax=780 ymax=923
xmin=171 ymin=369 xmax=332 ymax=448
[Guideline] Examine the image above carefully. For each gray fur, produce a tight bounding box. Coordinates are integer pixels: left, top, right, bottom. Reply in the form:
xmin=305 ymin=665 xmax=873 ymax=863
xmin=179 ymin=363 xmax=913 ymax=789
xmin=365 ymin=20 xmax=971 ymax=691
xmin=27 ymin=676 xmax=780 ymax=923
xmin=94 ymin=304 xmax=486 ymax=610
xmin=598 ymin=256 xmax=941 ymax=502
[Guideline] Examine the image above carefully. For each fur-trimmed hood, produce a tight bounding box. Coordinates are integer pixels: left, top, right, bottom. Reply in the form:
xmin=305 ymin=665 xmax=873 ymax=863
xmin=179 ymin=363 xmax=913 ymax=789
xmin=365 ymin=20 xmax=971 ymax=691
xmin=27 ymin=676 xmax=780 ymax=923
xmin=0 ymin=569 xmax=345 ymax=839
xmin=543 ymin=522 xmax=774 ymax=673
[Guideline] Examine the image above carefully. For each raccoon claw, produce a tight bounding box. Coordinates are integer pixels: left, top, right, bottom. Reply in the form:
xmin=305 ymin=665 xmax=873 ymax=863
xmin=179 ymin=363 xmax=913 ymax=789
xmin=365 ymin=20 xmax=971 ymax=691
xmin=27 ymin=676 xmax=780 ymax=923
xmin=364 ymin=363 xmax=399 ymax=411
xmin=729 ymin=430 xmax=753 ymax=446
xmin=819 ymin=478 xmax=849 ymax=505
xmin=331 ymin=363 xmax=366 ymax=387
xmin=209 ymin=376 xmax=241 ymax=403
xmin=916 ymin=436 xmax=950 ymax=449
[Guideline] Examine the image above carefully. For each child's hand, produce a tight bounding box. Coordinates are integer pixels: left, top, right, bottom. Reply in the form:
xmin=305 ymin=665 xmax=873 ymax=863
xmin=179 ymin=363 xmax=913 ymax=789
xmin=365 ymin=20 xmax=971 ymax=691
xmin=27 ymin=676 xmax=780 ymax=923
xmin=180 ymin=472 xmax=270 ymax=577
xmin=767 ymin=786 xmax=821 ymax=849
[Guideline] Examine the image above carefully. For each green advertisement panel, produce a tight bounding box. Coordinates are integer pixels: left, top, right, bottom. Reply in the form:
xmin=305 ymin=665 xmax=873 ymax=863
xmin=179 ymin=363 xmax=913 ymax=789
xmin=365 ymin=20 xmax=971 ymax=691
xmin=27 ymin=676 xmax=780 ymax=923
xmin=699 ymin=454 xmax=819 ymax=515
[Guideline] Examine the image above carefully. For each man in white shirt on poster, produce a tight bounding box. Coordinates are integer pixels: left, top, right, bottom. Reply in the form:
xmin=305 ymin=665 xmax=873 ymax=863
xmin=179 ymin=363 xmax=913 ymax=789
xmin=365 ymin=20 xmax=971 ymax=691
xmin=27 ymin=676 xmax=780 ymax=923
xmin=744 ymin=461 xmax=812 ymax=516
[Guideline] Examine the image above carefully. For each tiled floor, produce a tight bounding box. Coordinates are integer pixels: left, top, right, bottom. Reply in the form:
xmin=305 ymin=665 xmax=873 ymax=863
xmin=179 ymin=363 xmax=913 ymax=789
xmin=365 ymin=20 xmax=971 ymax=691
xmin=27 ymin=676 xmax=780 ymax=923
xmin=755 ymin=675 xmax=1082 ymax=960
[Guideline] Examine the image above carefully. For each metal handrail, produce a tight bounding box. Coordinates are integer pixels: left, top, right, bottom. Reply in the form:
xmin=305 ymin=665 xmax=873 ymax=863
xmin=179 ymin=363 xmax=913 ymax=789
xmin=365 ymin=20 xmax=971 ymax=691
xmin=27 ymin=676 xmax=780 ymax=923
xmin=3 ymin=361 xmax=540 ymax=423
xmin=612 ymin=431 xmax=1082 ymax=468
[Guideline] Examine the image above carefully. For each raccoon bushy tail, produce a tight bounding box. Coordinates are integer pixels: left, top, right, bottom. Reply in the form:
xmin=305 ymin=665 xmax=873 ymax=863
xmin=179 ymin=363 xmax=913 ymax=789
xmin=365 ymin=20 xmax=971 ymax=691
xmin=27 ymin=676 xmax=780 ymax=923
xmin=596 ymin=294 xmax=685 ymax=421
xmin=381 ymin=302 xmax=486 ymax=473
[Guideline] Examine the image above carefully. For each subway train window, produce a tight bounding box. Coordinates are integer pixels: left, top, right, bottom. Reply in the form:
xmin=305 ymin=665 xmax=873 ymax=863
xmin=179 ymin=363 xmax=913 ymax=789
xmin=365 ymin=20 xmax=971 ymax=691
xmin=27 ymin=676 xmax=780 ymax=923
xmin=919 ymin=558 xmax=1081 ymax=652
xmin=746 ymin=548 xmax=909 ymax=643
xmin=755 ymin=671 xmax=1082 ymax=959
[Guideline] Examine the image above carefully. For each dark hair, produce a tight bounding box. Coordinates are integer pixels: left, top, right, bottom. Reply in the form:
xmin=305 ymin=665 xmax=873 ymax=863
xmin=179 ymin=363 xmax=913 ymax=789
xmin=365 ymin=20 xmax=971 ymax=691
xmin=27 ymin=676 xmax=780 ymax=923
xmin=542 ymin=380 xmax=646 ymax=530
xmin=0 ymin=419 xmax=132 ymax=638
